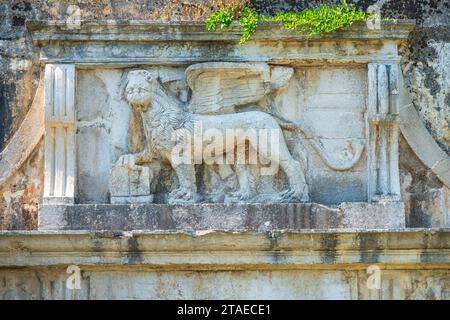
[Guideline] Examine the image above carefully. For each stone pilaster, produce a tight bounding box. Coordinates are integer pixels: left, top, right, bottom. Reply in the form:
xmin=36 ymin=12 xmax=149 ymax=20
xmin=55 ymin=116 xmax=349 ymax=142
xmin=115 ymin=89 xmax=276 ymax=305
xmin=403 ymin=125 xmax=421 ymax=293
xmin=367 ymin=63 xmax=401 ymax=202
xmin=43 ymin=64 xmax=76 ymax=204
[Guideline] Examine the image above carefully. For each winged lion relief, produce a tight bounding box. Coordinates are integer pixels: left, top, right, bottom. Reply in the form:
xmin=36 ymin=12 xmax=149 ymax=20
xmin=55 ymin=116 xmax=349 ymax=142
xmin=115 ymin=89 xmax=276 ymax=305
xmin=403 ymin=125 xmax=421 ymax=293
xmin=110 ymin=63 xmax=364 ymax=204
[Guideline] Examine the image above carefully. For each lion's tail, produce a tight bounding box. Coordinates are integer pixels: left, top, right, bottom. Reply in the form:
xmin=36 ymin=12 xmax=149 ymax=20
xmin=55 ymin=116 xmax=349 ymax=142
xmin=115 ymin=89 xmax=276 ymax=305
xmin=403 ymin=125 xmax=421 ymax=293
xmin=272 ymin=114 xmax=364 ymax=171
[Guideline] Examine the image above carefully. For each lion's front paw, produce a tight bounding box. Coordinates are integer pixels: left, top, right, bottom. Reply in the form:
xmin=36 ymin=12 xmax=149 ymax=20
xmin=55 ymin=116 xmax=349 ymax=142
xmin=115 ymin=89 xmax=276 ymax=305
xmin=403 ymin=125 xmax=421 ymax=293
xmin=278 ymin=186 xmax=309 ymax=203
xmin=229 ymin=189 xmax=253 ymax=202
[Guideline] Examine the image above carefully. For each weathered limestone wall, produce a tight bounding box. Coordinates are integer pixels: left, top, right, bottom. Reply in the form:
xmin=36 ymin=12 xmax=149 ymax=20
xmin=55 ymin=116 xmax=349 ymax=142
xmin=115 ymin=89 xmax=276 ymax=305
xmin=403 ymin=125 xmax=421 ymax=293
xmin=0 ymin=0 xmax=449 ymax=229
xmin=1 ymin=229 xmax=449 ymax=300
xmin=2 ymin=268 xmax=450 ymax=299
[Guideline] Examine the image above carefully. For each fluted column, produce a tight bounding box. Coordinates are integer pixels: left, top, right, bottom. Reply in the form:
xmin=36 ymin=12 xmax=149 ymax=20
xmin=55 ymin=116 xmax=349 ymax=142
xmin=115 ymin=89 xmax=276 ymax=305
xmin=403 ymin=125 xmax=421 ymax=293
xmin=43 ymin=64 xmax=76 ymax=204
xmin=367 ymin=63 xmax=401 ymax=202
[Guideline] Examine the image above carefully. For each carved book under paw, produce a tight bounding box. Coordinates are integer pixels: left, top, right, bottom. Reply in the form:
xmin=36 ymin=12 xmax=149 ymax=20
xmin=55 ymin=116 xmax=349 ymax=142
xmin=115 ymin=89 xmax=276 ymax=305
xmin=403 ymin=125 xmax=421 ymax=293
xmin=110 ymin=154 xmax=154 ymax=204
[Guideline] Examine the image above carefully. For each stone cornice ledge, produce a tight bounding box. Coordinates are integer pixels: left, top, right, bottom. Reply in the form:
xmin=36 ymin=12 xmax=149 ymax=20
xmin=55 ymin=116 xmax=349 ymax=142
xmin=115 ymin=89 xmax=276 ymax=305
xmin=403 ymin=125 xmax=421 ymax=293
xmin=27 ymin=20 xmax=415 ymax=45
xmin=0 ymin=228 xmax=448 ymax=269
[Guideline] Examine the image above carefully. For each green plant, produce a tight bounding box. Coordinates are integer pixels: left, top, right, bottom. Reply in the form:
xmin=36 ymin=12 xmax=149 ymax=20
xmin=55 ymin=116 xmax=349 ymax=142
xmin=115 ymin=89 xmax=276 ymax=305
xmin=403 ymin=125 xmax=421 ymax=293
xmin=206 ymin=0 xmax=378 ymax=44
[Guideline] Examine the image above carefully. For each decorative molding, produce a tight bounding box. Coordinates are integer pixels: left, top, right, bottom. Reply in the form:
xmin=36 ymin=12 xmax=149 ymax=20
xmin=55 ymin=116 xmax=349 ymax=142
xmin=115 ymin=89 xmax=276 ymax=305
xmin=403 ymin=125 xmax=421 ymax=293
xmin=0 ymin=76 xmax=44 ymax=187
xmin=26 ymin=20 xmax=415 ymax=66
xmin=0 ymin=229 xmax=449 ymax=268
xmin=27 ymin=20 xmax=416 ymax=44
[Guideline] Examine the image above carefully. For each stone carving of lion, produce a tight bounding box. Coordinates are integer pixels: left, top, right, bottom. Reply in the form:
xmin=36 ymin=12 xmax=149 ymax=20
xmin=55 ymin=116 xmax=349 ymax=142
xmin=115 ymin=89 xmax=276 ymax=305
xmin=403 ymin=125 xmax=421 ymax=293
xmin=119 ymin=69 xmax=310 ymax=204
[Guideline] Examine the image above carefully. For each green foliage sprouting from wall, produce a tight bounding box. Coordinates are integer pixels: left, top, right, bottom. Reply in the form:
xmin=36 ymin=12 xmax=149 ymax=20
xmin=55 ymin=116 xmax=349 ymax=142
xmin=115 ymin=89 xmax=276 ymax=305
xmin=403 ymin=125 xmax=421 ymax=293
xmin=206 ymin=0 xmax=378 ymax=44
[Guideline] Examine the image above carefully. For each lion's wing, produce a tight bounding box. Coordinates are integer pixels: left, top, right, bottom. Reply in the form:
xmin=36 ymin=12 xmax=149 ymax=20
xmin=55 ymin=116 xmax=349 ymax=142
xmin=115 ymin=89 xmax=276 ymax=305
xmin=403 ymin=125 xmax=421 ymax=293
xmin=185 ymin=62 xmax=293 ymax=114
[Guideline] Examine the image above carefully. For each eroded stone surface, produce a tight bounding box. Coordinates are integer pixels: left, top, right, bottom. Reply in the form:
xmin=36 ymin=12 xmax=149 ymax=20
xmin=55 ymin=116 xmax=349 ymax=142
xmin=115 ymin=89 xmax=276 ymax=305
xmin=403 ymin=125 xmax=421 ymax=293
xmin=38 ymin=202 xmax=405 ymax=231
xmin=1 ymin=267 xmax=449 ymax=300
xmin=0 ymin=141 xmax=43 ymax=230
xmin=400 ymin=134 xmax=449 ymax=228
xmin=0 ymin=229 xmax=449 ymax=299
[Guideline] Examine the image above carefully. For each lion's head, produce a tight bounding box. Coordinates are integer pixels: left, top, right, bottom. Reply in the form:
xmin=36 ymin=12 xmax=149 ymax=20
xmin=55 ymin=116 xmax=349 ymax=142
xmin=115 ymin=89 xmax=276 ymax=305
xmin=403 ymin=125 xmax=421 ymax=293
xmin=124 ymin=70 xmax=159 ymax=112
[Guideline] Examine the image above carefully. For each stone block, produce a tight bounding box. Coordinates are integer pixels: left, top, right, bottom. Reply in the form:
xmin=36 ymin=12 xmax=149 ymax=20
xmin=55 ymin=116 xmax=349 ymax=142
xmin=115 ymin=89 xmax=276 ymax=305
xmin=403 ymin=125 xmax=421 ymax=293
xmin=38 ymin=202 xmax=405 ymax=231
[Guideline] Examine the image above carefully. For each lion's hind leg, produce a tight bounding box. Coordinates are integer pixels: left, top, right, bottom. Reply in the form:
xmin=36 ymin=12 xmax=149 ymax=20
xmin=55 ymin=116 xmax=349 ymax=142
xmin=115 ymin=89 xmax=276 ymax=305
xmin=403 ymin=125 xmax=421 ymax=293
xmin=274 ymin=136 xmax=310 ymax=202
xmin=168 ymin=163 xmax=198 ymax=203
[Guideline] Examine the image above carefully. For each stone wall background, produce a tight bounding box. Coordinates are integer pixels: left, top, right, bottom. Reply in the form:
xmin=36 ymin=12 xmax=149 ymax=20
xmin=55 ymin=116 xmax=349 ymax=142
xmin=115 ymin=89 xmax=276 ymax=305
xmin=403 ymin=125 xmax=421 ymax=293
xmin=2 ymin=267 xmax=450 ymax=299
xmin=0 ymin=0 xmax=448 ymax=229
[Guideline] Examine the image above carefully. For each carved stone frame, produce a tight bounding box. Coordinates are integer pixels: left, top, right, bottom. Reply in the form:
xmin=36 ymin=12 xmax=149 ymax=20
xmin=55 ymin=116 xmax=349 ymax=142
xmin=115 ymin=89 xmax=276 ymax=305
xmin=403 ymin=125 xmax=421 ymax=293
xmin=30 ymin=20 xmax=416 ymax=230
